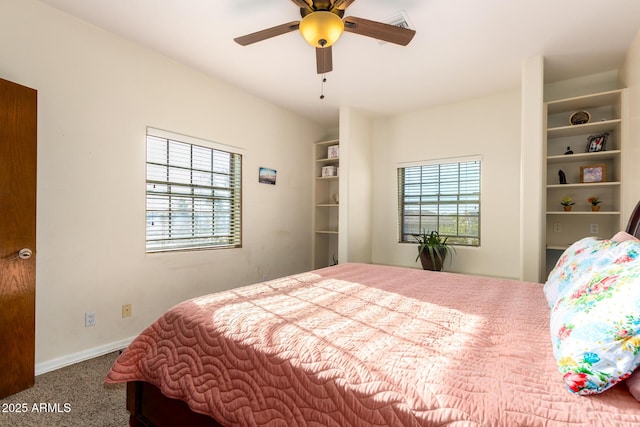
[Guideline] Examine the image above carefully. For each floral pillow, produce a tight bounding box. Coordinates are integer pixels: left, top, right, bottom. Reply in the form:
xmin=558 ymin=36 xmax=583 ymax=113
xmin=543 ymin=237 xmax=617 ymax=309
xmin=550 ymin=239 xmax=640 ymax=395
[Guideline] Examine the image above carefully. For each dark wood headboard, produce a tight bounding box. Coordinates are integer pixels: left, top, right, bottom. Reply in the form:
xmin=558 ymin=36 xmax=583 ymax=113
xmin=626 ymin=201 xmax=640 ymax=239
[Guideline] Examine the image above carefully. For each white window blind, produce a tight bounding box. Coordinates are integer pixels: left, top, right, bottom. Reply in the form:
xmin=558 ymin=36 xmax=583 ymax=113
xmin=398 ymin=160 xmax=480 ymax=246
xmin=145 ymin=131 xmax=242 ymax=252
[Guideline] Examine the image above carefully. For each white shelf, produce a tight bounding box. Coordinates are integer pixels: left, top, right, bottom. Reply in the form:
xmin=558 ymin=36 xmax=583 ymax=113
xmin=546 ymin=150 xmax=620 ymax=164
xmin=547 ymin=119 xmax=621 ymax=138
xmin=547 ymin=182 xmax=621 ymax=189
xmin=544 ymin=88 xmax=626 ymax=278
xmin=546 ymin=211 xmax=621 ymax=215
xmin=314 ymin=138 xmax=339 ymax=146
xmin=546 ymin=89 xmax=622 ymax=114
xmin=313 ymin=139 xmax=340 ymax=269
xmin=316 ymin=157 xmax=339 ymax=163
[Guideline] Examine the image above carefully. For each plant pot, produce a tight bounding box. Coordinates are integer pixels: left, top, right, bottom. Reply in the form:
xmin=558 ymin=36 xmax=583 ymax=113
xmin=591 ymin=205 xmax=601 ymax=212
xmin=563 ymin=206 xmax=572 ymax=211
xmin=419 ymin=248 xmax=447 ymax=271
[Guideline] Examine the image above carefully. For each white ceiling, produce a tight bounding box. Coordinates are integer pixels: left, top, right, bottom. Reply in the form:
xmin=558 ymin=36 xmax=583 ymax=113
xmin=38 ymin=0 xmax=640 ymax=127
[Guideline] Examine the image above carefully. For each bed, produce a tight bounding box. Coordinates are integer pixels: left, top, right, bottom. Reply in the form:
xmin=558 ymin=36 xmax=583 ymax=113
xmin=107 ymin=204 xmax=640 ymax=426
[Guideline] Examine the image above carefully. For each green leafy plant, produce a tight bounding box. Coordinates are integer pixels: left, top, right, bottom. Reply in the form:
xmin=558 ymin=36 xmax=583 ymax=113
xmin=587 ymin=196 xmax=601 ymax=206
xmin=414 ymin=230 xmax=456 ymax=271
xmin=561 ymin=197 xmax=575 ymax=207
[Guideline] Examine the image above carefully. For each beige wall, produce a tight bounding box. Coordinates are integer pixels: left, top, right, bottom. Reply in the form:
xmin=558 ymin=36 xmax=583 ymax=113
xmin=338 ymin=107 xmax=373 ymax=264
xmin=520 ymin=56 xmax=544 ymax=282
xmin=621 ymin=29 xmax=640 ymax=221
xmin=0 ymin=0 xmax=324 ymax=371
xmin=370 ymin=89 xmax=523 ymax=279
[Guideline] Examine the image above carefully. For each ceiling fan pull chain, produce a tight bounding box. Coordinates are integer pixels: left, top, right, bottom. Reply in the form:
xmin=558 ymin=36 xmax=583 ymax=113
xmin=320 ymin=75 xmax=325 ymax=99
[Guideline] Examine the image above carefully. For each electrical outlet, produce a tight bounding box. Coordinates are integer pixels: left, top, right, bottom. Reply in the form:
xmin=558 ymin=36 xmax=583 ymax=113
xmin=85 ymin=312 xmax=96 ymax=327
xmin=553 ymin=223 xmax=561 ymax=233
xmin=122 ymin=304 xmax=132 ymax=318
xmin=590 ymin=223 xmax=599 ymax=234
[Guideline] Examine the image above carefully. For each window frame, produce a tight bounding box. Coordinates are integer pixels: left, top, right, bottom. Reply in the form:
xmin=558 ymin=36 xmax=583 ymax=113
xmin=145 ymin=128 xmax=243 ymax=253
xmin=397 ymin=157 xmax=481 ymax=246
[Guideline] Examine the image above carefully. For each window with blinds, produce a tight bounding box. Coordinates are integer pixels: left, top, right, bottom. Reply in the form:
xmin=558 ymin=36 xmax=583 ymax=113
xmin=398 ymin=159 xmax=480 ymax=246
xmin=145 ymin=131 xmax=242 ymax=252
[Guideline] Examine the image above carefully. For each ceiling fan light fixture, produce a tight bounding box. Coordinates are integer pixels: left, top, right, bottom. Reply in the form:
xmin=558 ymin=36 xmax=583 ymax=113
xmin=299 ymin=11 xmax=344 ymax=48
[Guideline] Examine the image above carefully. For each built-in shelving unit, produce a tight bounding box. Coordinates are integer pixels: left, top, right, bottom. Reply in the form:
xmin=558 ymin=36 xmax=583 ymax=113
xmin=312 ymin=139 xmax=340 ymax=269
xmin=544 ymin=89 xmax=626 ymax=273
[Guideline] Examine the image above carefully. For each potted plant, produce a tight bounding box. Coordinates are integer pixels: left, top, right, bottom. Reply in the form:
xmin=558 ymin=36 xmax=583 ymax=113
xmin=414 ymin=230 xmax=456 ymax=271
xmin=587 ymin=196 xmax=601 ymax=211
xmin=561 ymin=197 xmax=575 ymax=212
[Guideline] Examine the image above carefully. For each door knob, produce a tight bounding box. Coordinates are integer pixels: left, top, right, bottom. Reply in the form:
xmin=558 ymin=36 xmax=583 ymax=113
xmin=18 ymin=248 xmax=32 ymax=259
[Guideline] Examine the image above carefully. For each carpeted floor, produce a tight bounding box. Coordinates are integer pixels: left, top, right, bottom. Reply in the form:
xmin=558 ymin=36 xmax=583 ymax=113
xmin=0 ymin=351 xmax=128 ymax=427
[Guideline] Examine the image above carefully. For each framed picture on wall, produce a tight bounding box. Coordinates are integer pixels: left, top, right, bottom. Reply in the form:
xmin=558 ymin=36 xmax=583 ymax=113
xmin=258 ymin=167 xmax=277 ymax=185
xmin=580 ymin=164 xmax=606 ymax=183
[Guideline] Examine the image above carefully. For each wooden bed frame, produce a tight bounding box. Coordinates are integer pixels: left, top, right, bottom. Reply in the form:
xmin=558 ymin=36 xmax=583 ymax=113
xmin=127 ymin=381 xmax=223 ymax=427
xmin=627 ymin=200 xmax=640 ymax=239
xmin=124 ymin=201 xmax=640 ymax=427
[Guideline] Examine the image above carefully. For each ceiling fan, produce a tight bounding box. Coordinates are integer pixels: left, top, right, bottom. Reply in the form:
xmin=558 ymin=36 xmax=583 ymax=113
xmin=234 ymin=0 xmax=416 ymax=74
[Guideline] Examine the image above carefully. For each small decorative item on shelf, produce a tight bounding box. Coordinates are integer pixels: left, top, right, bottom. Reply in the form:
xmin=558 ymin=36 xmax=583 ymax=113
xmin=561 ymin=197 xmax=575 ymax=212
xmin=564 ymin=146 xmax=573 ymax=155
xmin=585 ymin=133 xmax=608 ymax=152
xmin=558 ymin=169 xmax=567 ymax=184
xmin=327 ymin=145 xmax=339 ymax=159
xmin=321 ymin=166 xmax=337 ymax=177
xmin=570 ymin=110 xmax=591 ymax=125
xmin=588 ymin=196 xmax=601 ymax=212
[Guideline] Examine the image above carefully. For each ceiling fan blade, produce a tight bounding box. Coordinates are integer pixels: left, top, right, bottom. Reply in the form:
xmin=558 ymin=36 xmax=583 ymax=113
xmin=332 ymin=0 xmax=356 ymax=10
xmin=290 ymin=0 xmax=313 ymax=11
xmin=234 ymin=21 xmax=300 ymax=46
xmin=343 ymin=16 xmax=416 ymax=46
xmin=316 ymin=46 xmax=333 ymax=74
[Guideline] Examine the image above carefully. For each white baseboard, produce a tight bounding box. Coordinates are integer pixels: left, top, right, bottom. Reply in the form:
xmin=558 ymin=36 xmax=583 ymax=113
xmin=35 ymin=336 xmax=135 ymax=376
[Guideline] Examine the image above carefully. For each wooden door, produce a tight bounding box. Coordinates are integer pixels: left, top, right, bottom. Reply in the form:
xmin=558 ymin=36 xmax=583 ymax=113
xmin=0 ymin=77 xmax=37 ymax=398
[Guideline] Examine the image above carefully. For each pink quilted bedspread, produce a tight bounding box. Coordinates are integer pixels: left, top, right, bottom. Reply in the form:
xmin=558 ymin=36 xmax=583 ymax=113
xmin=106 ymin=263 xmax=640 ymax=426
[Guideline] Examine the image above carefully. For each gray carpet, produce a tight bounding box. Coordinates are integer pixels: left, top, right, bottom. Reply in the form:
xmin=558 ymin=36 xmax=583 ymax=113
xmin=0 ymin=351 xmax=128 ymax=426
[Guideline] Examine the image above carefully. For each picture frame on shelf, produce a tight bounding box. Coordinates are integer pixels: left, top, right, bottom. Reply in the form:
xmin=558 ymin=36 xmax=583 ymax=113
xmin=580 ymin=164 xmax=606 ymax=183
xmin=585 ymin=133 xmax=608 ymax=152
